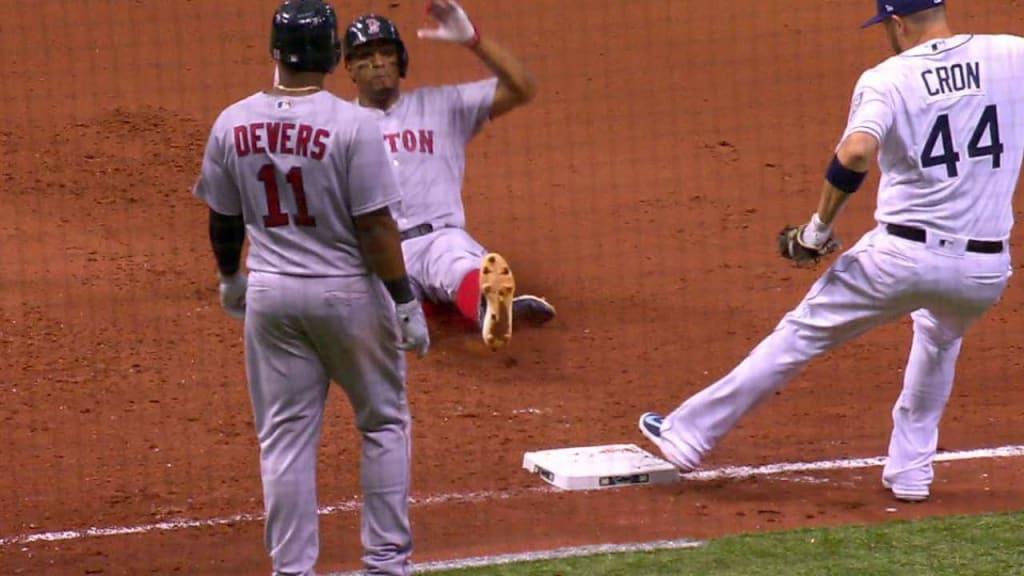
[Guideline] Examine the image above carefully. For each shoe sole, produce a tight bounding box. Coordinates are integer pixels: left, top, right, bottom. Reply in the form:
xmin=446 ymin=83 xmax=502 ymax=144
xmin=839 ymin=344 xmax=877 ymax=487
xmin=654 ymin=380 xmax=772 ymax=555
xmin=881 ymin=479 xmax=929 ymax=502
xmin=480 ymin=253 xmax=515 ymax=350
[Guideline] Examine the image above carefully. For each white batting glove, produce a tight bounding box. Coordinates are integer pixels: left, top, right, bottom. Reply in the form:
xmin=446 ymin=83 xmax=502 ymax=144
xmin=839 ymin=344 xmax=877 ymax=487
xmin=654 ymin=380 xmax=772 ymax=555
xmin=394 ymin=300 xmax=430 ymax=357
xmin=417 ymin=0 xmax=480 ymax=47
xmin=218 ymin=273 xmax=248 ymax=321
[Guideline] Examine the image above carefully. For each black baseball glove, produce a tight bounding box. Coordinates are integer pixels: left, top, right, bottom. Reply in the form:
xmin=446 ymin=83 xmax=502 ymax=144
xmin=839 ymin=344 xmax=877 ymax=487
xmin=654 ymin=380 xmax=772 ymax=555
xmin=778 ymin=224 xmax=841 ymax=265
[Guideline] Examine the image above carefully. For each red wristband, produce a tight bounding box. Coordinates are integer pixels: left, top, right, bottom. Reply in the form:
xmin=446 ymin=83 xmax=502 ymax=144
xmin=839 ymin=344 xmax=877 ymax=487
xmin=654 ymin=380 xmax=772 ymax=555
xmin=466 ymin=26 xmax=481 ymax=48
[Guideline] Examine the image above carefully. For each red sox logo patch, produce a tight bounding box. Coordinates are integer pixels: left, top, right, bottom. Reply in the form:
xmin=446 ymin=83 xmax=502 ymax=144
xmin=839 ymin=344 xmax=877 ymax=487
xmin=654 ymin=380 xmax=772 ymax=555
xmin=366 ymin=18 xmax=381 ymax=34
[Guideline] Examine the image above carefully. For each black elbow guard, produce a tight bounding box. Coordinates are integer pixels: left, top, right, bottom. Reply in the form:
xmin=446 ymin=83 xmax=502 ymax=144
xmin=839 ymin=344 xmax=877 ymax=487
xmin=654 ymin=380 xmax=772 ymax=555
xmin=209 ymin=210 xmax=246 ymax=276
xmin=825 ymin=154 xmax=868 ymax=194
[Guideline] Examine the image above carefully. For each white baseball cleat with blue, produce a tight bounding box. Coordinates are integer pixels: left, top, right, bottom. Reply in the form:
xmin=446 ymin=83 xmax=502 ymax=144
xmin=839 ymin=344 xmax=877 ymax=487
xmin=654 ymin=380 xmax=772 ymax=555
xmin=638 ymin=412 xmax=699 ymax=473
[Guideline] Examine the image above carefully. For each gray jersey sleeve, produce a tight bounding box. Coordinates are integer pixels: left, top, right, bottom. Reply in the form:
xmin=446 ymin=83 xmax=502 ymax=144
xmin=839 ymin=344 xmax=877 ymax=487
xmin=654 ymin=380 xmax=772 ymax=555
xmin=193 ymin=113 xmax=243 ymax=216
xmin=450 ymin=77 xmax=500 ymax=141
xmin=347 ymin=111 xmax=402 ymax=216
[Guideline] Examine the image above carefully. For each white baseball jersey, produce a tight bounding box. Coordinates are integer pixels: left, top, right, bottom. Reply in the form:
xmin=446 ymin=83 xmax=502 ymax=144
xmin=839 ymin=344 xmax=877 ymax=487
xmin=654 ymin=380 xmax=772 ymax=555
xmin=654 ymin=33 xmax=1020 ymax=509
xmin=194 ymin=91 xmax=401 ymax=276
xmin=842 ymin=34 xmax=1024 ymax=239
xmin=357 ymin=78 xmax=499 ymax=231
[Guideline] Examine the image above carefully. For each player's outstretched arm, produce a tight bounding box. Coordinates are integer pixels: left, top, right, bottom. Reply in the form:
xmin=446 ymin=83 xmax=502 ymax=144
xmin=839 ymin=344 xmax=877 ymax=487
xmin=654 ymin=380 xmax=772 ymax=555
xmin=778 ymin=132 xmax=878 ymax=265
xmin=416 ymin=0 xmax=537 ymax=119
xmin=814 ymin=132 xmax=877 ymax=226
xmin=471 ymin=36 xmax=538 ymax=119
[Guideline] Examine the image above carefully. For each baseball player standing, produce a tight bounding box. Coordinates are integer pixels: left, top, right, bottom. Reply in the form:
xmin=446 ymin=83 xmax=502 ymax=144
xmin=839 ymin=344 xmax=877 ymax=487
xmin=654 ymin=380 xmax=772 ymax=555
xmin=640 ymin=0 xmax=1023 ymax=502
xmin=340 ymin=0 xmax=556 ymax=350
xmin=194 ymin=1 xmax=428 ymax=574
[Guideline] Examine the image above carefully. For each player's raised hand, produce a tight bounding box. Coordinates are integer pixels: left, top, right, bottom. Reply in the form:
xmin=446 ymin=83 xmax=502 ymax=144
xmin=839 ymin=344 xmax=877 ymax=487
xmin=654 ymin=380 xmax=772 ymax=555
xmin=394 ymin=300 xmax=431 ymax=357
xmin=218 ymin=273 xmax=248 ymax=320
xmin=416 ymin=0 xmax=480 ymax=47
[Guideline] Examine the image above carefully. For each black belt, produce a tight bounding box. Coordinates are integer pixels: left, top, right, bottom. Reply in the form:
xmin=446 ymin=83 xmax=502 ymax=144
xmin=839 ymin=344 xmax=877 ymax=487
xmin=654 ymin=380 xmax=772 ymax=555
xmin=885 ymin=224 xmax=1004 ymax=254
xmin=399 ymin=223 xmax=435 ymax=242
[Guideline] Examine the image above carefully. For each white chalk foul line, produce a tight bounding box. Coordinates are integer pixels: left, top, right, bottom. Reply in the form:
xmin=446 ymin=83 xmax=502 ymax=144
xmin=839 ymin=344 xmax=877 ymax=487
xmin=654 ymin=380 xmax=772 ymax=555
xmin=326 ymin=539 xmax=705 ymax=576
xmin=3 ymin=444 xmax=1023 ymax=549
xmin=0 ymin=486 xmax=555 ymax=547
xmin=684 ymin=444 xmax=1024 ymax=481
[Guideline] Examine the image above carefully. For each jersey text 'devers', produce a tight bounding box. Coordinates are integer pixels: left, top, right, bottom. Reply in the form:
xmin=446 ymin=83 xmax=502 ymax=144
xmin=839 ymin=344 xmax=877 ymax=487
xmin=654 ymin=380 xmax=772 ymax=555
xmin=233 ymin=122 xmax=330 ymax=160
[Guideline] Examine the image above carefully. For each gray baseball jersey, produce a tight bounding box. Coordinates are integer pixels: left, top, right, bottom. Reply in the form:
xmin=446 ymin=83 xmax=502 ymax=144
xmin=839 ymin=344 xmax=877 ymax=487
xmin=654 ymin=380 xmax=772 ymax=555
xmin=360 ymin=78 xmax=498 ymax=231
xmin=193 ymin=89 xmax=414 ymax=575
xmin=195 ymin=90 xmax=401 ymax=275
xmin=356 ymin=78 xmax=499 ymax=305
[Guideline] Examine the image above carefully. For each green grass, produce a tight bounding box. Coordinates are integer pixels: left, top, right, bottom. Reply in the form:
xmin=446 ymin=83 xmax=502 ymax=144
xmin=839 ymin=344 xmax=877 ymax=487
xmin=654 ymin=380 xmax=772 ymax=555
xmin=432 ymin=512 xmax=1024 ymax=575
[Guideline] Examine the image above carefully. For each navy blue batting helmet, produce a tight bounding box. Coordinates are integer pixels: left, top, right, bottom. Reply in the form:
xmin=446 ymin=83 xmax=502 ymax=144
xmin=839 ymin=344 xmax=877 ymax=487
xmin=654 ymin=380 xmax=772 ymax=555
xmin=270 ymin=0 xmax=342 ymax=74
xmin=344 ymin=14 xmax=409 ymax=78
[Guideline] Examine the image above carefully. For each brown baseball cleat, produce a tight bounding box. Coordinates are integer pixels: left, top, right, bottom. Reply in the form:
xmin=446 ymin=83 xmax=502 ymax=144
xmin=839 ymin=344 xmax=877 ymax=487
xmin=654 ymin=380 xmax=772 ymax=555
xmin=478 ymin=252 xmax=515 ymax=350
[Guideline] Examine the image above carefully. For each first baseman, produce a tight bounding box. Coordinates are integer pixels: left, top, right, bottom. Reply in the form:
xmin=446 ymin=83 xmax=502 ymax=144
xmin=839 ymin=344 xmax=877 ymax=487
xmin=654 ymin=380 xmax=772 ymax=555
xmin=341 ymin=0 xmax=556 ymax=350
xmin=641 ymin=0 xmax=1022 ymax=503
xmin=194 ymin=0 xmax=428 ymax=574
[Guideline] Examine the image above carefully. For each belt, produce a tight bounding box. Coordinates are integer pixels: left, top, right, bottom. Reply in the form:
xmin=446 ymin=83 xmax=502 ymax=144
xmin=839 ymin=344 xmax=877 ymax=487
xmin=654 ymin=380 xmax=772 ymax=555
xmin=885 ymin=224 xmax=1004 ymax=254
xmin=399 ymin=223 xmax=436 ymax=242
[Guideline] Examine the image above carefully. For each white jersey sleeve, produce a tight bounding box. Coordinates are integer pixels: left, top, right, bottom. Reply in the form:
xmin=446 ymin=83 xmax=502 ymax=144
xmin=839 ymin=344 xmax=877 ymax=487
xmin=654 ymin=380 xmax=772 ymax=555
xmin=841 ymin=69 xmax=895 ymax=146
xmin=346 ymin=112 xmax=402 ymax=216
xmin=194 ymin=112 xmax=243 ymax=216
xmin=449 ymin=78 xmax=499 ymax=141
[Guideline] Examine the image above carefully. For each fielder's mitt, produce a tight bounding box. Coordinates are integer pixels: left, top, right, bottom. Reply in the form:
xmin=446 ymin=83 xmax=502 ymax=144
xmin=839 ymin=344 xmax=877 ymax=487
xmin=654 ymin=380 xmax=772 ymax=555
xmin=778 ymin=224 xmax=840 ymax=265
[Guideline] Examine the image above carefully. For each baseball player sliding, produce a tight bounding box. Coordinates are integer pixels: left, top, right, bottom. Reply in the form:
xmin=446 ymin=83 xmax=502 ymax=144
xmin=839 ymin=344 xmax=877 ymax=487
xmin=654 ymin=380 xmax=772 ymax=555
xmin=341 ymin=0 xmax=556 ymax=350
xmin=641 ymin=0 xmax=1022 ymax=503
xmin=194 ymin=0 xmax=427 ymax=574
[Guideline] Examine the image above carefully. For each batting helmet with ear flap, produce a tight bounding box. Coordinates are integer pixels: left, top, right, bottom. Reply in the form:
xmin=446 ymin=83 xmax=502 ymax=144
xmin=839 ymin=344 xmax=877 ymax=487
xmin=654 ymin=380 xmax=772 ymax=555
xmin=270 ymin=0 xmax=342 ymax=74
xmin=344 ymin=14 xmax=409 ymax=78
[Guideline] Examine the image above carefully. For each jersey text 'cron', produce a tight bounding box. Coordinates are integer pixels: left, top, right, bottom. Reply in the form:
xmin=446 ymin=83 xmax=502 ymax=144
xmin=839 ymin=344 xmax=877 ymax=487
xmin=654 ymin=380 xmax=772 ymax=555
xmin=921 ymin=61 xmax=980 ymax=96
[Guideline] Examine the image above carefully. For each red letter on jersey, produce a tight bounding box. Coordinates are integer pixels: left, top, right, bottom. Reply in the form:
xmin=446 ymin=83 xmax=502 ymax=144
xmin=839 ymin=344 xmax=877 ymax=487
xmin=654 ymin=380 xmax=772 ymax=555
xmin=401 ymin=130 xmax=417 ymax=152
xmin=266 ymin=122 xmax=282 ymax=154
xmin=280 ymin=123 xmax=296 ymax=155
xmin=418 ymin=130 xmax=434 ymax=154
xmin=311 ymin=129 xmax=330 ymax=160
xmin=234 ymin=125 xmax=251 ymax=157
xmin=250 ymin=122 xmax=266 ymax=154
xmin=383 ymin=133 xmax=400 ymax=153
xmin=296 ymin=124 xmax=313 ymax=158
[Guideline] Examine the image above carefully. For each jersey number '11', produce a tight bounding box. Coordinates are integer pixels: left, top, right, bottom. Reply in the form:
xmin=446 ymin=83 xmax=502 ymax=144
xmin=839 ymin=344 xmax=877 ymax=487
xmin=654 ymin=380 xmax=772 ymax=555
xmin=921 ymin=104 xmax=1003 ymax=178
xmin=257 ymin=164 xmax=317 ymax=228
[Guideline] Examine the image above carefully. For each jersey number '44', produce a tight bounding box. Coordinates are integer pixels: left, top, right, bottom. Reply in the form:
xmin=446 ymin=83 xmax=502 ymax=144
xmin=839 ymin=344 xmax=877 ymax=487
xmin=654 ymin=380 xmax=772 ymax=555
xmin=921 ymin=104 xmax=1003 ymax=178
xmin=257 ymin=164 xmax=317 ymax=228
